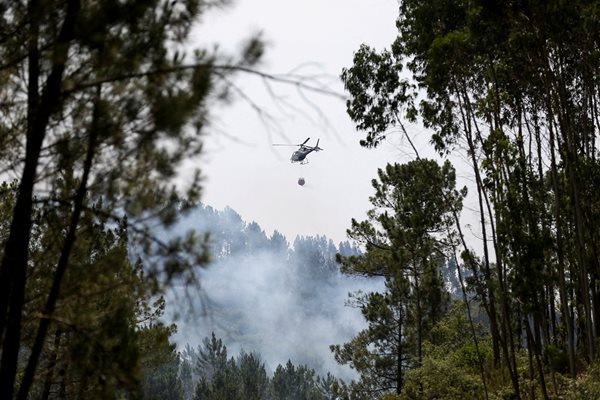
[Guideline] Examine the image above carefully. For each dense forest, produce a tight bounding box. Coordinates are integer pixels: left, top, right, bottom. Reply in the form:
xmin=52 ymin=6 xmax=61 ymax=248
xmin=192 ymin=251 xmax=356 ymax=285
xmin=2 ymin=0 xmax=600 ymax=399
xmin=149 ymin=203 xmax=465 ymax=400
xmin=143 ymin=329 xmax=345 ymax=400
xmin=335 ymin=0 xmax=600 ymax=398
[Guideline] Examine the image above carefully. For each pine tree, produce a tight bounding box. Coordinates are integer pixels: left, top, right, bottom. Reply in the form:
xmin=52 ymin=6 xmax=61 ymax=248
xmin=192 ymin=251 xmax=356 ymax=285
xmin=333 ymin=159 xmax=462 ymax=398
xmin=0 ymin=1 xmax=263 ymax=398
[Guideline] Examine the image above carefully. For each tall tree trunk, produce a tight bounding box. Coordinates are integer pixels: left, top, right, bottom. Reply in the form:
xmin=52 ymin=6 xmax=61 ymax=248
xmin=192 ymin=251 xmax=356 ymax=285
xmin=414 ymin=262 xmax=423 ymax=367
xmin=525 ymin=321 xmax=536 ymax=400
xmin=455 ymin=85 xmax=502 ymax=366
xmin=0 ymin=1 xmax=80 ymax=397
xmin=17 ymin=85 xmax=100 ymax=400
xmin=451 ymin=239 xmax=490 ymax=400
xmin=0 ymin=0 xmax=40 ymax=346
xmin=549 ymin=128 xmax=576 ymax=376
xmin=555 ymin=62 xmax=595 ymax=360
xmin=566 ymin=152 xmax=595 ymax=362
xmin=526 ymin=316 xmax=549 ymax=400
xmin=462 ymin=96 xmax=520 ymax=396
xmin=396 ymin=307 xmax=403 ymax=395
xmin=542 ymin=50 xmax=577 ymax=376
xmin=41 ymin=329 xmax=62 ymax=400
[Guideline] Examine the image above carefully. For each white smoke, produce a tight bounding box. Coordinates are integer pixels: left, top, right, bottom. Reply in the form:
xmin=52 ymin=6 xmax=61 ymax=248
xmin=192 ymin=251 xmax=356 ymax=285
xmin=161 ymin=206 xmax=383 ymax=381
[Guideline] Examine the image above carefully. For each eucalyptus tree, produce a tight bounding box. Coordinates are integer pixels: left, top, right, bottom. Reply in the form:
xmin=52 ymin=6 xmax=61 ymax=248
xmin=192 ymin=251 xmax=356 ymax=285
xmin=0 ymin=0 xmax=267 ymax=398
xmin=341 ymin=0 xmax=600 ymax=393
xmin=332 ymin=159 xmax=462 ymax=398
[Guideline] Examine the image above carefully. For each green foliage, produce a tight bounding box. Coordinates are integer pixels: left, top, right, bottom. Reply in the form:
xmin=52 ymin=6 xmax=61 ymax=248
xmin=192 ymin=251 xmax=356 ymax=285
xmin=564 ymin=362 xmax=600 ymax=400
xmin=0 ymin=184 xmax=184 ymax=399
xmin=271 ymin=360 xmax=323 ymax=400
xmin=0 ymin=0 xmax=265 ymax=397
xmin=398 ymin=301 xmax=489 ymax=399
xmin=237 ymin=351 xmax=270 ymax=400
xmin=180 ymin=357 xmax=195 ymax=400
xmin=196 ymin=332 xmax=229 ymax=379
xmin=204 ymin=358 xmax=243 ymax=400
xmin=187 ymin=333 xmax=340 ymax=400
xmin=140 ymin=324 xmax=184 ymax=400
xmin=400 ymin=356 xmax=484 ymax=400
xmin=544 ymin=344 xmax=570 ymax=374
xmin=342 ymin=45 xmax=414 ymax=147
xmin=334 ymin=159 xmax=463 ymax=398
xmin=343 ymin=0 xmax=600 ymax=395
xmin=191 ymin=333 xmax=270 ymax=400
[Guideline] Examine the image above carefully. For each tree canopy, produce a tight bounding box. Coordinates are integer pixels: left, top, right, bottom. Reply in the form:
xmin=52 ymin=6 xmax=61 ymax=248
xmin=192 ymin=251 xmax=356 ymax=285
xmin=0 ymin=0 xmax=262 ymax=398
xmin=340 ymin=0 xmax=600 ymax=398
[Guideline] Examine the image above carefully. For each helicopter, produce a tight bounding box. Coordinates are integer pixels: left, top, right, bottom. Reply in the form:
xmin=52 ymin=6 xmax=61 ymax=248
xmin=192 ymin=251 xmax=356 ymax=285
xmin=272 ymin=137 xmax=323 ymax=164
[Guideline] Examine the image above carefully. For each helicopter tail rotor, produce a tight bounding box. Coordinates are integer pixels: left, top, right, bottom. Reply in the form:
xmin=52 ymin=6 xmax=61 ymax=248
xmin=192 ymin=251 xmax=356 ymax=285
xmin=314 ymin=138 xmax=323 ymax=151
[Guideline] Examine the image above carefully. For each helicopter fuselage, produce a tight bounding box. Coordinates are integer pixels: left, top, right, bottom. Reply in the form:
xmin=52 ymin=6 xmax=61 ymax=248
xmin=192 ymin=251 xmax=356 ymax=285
xmin=291 ymin=146 xmax=315 ymax=163
xmin=272 ymin=138 xmax=322 ymax=164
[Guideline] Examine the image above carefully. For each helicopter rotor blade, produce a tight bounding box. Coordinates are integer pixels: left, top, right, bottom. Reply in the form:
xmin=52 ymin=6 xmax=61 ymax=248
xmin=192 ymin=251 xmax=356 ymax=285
xmin=301 ymin=137 xmax=310 ymax=145
xmin=272 ymin=144 xmax=299 ymax=146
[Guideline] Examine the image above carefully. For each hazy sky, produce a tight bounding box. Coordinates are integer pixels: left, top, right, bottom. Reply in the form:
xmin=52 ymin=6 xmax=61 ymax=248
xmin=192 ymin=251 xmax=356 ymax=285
xmin=191 ymin=0 xmax=412 ymax=244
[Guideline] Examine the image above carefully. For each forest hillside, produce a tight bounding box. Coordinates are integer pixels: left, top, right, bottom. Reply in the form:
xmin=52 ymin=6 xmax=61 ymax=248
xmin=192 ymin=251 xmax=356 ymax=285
xmin=161 ymin=204 xmax=379 ymax=381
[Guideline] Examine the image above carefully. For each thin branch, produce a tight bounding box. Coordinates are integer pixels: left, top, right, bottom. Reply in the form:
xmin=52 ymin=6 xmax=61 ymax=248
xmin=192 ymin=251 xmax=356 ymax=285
xmin=63 ymin=63 xmax=347 ymax=99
